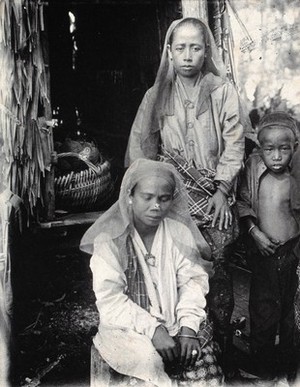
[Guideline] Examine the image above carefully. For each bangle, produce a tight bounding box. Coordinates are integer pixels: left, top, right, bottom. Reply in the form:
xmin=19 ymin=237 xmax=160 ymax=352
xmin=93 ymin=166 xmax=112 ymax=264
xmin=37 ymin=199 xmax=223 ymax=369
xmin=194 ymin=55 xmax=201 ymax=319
xmin=177 ymin=334 xmax=198 ymax=340
xmin=248 ymin=225 xmax=256 ymax=235
xmin=217 ymin=185 xmax=228 ymax=197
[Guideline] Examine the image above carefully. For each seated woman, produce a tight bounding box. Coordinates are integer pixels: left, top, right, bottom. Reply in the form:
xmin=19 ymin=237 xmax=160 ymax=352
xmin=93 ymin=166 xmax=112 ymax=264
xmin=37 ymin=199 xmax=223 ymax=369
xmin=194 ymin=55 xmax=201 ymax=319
xmin=80 ymin=159 xmax=223 ymax=386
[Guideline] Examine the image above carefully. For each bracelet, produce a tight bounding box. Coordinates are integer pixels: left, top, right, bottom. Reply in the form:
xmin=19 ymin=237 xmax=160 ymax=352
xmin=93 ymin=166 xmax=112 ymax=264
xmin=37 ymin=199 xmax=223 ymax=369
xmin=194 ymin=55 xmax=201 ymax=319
xmin=177 ymin=334 xmax=198 ymax=340
xmin=248 ymin=225 xmax=256 ymax=235
xmin=217 ymin=185 xmax=228 ymax=197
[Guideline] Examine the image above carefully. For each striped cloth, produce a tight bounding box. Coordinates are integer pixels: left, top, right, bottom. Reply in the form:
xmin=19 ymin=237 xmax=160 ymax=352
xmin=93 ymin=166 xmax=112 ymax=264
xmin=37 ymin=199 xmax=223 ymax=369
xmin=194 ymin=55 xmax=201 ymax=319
xmin=159 ymin=148 xmax=239 ymax=259
xmin=125 ymin=236 xmax=150 ymax=312
xmin=159 ymin=148 xmax=217 ymax=227
xmin=197 ymin=319 xmax=214 ymax=348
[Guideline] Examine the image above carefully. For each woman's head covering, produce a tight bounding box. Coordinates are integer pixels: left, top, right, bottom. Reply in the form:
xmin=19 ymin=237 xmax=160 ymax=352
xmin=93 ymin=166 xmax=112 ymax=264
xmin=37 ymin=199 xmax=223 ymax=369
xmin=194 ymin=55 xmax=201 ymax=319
xmin=128 ymin=17 xmax=227 ymax=162
xmin=158 ymin=17 xmax=226 ymax=84
xmin=127 ymin=160 xmax=176 ymax=192
xmin=80 ymin=159 xmax=212 ymax=270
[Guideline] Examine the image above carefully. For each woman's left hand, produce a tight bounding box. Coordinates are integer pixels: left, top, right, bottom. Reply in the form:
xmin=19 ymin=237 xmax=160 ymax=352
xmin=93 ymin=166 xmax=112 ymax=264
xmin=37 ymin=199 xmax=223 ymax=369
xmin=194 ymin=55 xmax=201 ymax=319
xmin=206 ymin=189 xmax=232 ymax=230
xmin=178 ymin=326 xmax=202 ymax=368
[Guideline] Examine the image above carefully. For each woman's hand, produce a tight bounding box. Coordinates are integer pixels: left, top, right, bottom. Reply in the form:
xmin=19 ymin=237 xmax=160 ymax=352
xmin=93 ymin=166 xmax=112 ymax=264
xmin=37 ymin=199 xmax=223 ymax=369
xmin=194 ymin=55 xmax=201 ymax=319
xmin=251 ymin=226 xmax=280 ymax=256
xmin=206 ymin=189 xmax=232 ymax=230
xmin=178 ymin=326 xmax=202 ymax=368
xmin=152 ymin=325 xmax=178 ymax=363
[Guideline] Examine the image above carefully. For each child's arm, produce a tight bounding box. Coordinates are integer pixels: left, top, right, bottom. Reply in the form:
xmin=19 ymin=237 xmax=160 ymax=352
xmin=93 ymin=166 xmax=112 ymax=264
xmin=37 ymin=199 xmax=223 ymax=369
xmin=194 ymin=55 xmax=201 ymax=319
xmin=245 ymin=218 xmax=279 ymax=256
xmin=237 ymin=157 xmax=279 ymax=256
xmin=291 ymin=147 xmax=300 ymax=212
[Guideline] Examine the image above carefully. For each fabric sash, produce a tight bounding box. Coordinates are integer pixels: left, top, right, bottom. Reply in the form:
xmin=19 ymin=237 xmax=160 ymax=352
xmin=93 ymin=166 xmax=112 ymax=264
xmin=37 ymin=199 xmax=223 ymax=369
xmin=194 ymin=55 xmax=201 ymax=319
xmin=125 ymin=235 xmax=150 ymax=312
xmin=159 ymin=148 xmax=239 ymax=259
xmin=160 ymin=147 xmax=217 ymax=227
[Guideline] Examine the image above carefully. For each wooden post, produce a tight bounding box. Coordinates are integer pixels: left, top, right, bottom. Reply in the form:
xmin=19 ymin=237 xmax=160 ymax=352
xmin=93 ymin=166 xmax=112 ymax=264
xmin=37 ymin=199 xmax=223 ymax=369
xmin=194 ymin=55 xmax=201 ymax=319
xmin=181 ymin=0 xmax=208 ymax=21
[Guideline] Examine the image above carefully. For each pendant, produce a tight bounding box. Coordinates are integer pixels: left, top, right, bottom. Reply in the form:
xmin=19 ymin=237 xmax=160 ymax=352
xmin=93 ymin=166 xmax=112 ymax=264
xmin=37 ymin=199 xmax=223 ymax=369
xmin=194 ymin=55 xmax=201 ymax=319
xmin=144 ymin=253 xmax=156 ymax=266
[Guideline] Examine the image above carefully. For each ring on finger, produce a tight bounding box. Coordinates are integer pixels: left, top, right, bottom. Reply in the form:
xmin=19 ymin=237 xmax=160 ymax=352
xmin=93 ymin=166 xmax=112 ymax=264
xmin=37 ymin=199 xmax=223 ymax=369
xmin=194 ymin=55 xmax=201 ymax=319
xmin=191 ymin=349 xmax=198 ymax=356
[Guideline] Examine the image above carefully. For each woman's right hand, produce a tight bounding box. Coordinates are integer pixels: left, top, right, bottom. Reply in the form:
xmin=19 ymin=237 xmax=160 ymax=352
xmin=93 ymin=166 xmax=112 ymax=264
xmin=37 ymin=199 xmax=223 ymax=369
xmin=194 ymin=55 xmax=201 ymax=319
xmin=152 ymin=325 xmax=178 ymax=363
xmin=251 ymin=227 xmax=279 ymax=256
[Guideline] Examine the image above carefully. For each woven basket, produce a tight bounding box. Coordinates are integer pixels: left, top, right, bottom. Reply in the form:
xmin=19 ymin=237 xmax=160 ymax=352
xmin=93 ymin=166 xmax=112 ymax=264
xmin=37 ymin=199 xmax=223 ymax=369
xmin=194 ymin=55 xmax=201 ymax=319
xmin=54 ymin=152 xmax=114 ymax=211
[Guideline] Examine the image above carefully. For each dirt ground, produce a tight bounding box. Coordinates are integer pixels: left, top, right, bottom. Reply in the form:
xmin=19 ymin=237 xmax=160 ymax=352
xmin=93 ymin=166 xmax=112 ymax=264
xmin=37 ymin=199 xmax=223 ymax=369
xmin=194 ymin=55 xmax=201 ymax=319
xmin=11 ymin=226 xmax=98 ymax=387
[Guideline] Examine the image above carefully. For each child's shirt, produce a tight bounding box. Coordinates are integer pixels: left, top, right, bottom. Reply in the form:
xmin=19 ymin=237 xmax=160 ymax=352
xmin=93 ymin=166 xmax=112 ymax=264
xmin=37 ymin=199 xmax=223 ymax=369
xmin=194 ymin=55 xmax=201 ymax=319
xmin=237 ymin=153 xmax=300 ymax=240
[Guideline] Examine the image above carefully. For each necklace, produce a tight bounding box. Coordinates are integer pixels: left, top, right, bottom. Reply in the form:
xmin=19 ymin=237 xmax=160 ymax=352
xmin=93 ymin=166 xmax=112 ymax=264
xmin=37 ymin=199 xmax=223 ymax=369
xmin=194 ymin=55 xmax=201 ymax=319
xmin=144 ymin=252 xmax=156 ymax=267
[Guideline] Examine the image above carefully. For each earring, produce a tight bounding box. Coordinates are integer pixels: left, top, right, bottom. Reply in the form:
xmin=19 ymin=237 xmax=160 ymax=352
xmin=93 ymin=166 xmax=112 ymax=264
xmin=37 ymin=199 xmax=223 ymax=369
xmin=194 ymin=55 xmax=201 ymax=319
xmin=129 ymin=199 xmax=132 ymax=205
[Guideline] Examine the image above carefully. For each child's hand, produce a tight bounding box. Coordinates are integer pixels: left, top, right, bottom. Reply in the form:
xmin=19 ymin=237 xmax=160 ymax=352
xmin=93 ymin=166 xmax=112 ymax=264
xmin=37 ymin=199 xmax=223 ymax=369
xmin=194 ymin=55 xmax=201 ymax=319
xmin=251 ymin=227 xmax=279 ymax=256
xmin=206 ymin=189 xmax=232 ymax=231
xmin=152 ymin=325 xmax=178 ymax=363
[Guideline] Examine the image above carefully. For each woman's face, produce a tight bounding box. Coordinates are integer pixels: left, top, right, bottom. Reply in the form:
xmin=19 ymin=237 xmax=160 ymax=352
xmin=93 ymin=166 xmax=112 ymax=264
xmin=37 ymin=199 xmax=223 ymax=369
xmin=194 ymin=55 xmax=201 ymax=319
xmin=130 ymin=176 xmax=174 ymax=231
xmin=168 ymin=23 xmax=206 ymax=81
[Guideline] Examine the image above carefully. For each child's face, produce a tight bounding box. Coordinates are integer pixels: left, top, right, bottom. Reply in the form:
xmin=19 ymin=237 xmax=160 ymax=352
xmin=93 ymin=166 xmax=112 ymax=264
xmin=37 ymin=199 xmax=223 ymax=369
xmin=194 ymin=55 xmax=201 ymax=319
xmin=259 ymin=127 xmax=296 ymax=174
xmin=130 ymin=176 xmax=174 ymax=231
xmin=168 ymin=24 xmax=206 ymax=81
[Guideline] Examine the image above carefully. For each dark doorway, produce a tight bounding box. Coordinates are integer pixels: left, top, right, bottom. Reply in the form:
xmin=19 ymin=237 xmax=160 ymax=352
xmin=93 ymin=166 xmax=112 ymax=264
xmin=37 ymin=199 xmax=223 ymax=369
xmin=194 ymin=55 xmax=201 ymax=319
xmin=46 ymin=0 xmax=181 ymax=170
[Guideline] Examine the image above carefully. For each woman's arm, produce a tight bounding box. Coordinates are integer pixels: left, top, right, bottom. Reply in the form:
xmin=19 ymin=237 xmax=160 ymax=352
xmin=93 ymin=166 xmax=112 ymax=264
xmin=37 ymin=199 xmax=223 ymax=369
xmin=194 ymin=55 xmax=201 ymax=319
xmin=206 ymin=82 xmax=245 ymax=230
xmin=213 ymin=82 xmax=245 ymax=184
xmin=175 ymin=252 xmax=209 ymax=333
xmin=175 ymin=250 xmax=209 ymax=367
xmin=124 ymin=89 xmax=152 ymax=167
xmin=91 ymin=242 xmax=160 ymax=339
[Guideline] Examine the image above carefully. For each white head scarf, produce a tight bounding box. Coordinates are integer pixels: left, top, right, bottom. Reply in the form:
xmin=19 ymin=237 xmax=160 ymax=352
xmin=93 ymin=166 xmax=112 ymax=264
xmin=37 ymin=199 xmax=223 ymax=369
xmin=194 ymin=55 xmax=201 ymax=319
xmin=157 ymin=17 xmax=226 ymax=84
xmin=133 ymin=17 xmax=227 ymax=161
xmin=80 ymin=159 xmax=212 ymax=271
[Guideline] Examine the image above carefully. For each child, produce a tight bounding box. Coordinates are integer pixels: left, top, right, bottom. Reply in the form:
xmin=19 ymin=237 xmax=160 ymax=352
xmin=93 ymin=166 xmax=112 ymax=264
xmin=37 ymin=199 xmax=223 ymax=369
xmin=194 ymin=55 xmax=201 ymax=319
xmin=238 ymin=111 xmax=300 ymax=381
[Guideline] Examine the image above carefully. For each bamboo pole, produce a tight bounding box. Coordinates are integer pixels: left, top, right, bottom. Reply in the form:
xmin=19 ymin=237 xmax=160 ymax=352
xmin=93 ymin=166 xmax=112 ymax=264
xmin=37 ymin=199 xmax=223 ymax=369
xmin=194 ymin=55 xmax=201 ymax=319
xmin=181 ymin=0 xmax=208 ymax=21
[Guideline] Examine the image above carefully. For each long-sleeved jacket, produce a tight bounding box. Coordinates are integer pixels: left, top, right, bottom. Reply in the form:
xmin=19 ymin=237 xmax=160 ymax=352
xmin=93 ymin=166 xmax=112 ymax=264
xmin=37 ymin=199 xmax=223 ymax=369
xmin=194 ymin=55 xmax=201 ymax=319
xmin=90 ymin=218 xmax=209 ymax=385
xmin=125 ymin=73 xmax=245 ymax=186
xmin=91 ymin=218 xmax=208 ymax=339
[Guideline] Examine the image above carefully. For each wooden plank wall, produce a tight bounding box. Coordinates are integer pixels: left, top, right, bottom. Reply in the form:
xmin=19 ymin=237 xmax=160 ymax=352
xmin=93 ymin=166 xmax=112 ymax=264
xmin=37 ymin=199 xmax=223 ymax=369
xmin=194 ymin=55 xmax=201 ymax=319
xmin=181 ymin=0 xmax=208 ymax=21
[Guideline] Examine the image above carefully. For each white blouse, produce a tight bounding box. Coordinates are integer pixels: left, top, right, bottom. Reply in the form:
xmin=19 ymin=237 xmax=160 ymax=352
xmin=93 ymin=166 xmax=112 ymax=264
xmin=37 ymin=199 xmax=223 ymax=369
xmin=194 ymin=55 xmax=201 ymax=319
xmin=91 ymin=218 xmax=209 ymax=339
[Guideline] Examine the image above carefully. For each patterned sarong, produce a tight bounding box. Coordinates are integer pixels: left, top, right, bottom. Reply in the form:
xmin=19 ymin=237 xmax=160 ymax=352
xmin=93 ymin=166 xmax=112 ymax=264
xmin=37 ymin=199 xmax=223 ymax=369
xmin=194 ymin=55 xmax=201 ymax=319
xmin=159 ymin=148 xmax=239 ymax=260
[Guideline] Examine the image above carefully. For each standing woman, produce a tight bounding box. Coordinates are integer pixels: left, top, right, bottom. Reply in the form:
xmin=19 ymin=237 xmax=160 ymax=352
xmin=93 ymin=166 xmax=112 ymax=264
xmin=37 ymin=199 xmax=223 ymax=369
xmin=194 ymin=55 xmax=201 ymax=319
xmin=80 ymin=159 xmax=223 ymax=386
xmin=125 ymin=17 xmax=245 ymax=357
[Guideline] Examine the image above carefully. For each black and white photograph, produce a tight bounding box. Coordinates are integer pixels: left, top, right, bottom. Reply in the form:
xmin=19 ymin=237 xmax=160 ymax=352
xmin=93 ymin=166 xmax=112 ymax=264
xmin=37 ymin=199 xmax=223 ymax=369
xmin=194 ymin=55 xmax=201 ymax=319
xmin=0 ymin=0 xmax=300 ymax=386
